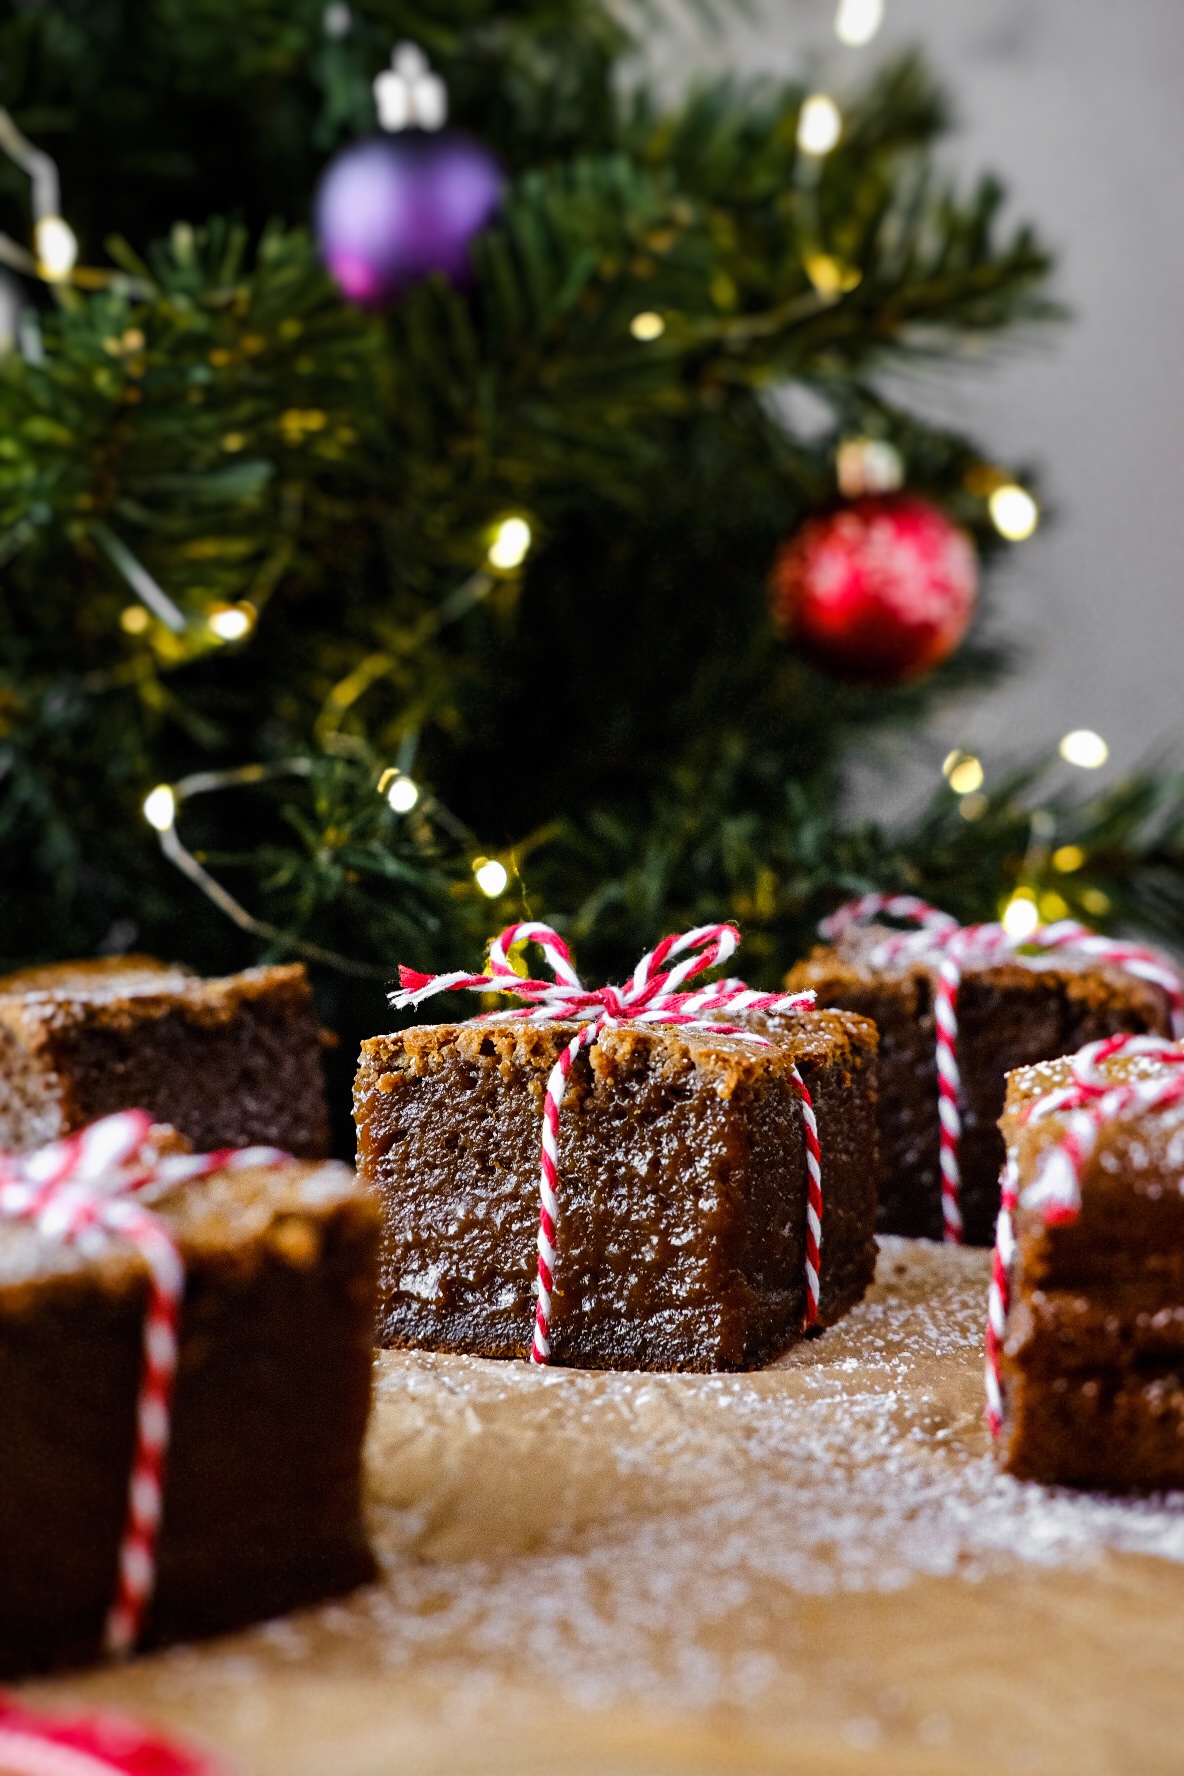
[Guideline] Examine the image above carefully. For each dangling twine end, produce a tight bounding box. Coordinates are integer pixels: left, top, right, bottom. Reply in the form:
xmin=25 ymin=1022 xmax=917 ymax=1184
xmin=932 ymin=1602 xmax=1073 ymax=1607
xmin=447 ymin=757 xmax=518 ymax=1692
xmin=398 ymin=965 xmax=434 ymax=993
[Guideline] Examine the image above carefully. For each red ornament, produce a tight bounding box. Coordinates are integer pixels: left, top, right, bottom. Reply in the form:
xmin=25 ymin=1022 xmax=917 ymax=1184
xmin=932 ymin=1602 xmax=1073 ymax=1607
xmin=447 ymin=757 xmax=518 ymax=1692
xmin=769 ymin=494 xmax=978 ymax=684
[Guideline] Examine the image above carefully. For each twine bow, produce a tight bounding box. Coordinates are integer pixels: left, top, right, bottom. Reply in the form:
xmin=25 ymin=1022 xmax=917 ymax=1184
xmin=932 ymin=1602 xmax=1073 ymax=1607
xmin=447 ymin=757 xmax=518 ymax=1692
xmin=984 ymin=1031 xmax=1184 ymax=1435
xmin=392 ymin=921 xmax=822 ymax=1363
xmin=822 ymin=894 xmax=1184 ymax=1244
xmin=0 ymin=1111 xmax=286 ymax=1657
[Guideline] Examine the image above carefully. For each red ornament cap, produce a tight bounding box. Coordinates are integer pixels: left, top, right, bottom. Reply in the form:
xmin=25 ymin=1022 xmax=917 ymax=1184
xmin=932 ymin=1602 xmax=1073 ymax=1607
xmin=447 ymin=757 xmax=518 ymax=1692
xmin=0 ymin=1695 xmax=219 ymax=1776
xmin=769 ymin=493 xmax=978 ymax=684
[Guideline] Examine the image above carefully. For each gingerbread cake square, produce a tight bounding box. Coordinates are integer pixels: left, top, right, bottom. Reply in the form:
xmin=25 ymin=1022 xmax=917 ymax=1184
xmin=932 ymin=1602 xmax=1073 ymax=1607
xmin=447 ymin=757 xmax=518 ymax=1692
xmin=787 ymin=933 xmax=1170 ymax=1245
xmin=0 ymin=1154 xmax=379 ymax=1675
xmin=995 ymin=1043 xmax=1184 ymax=1490
xmin=354 ymin=1013 xmax=878 ymax=1372
xmin=0 ymin=957 xmax=331 ymax=1158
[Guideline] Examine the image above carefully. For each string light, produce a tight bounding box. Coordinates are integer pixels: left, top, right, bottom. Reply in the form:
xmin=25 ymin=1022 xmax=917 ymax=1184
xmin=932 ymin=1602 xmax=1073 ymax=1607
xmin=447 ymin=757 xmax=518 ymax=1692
xmin=835 ymin=0 xmax=884 ymax=45
xmin=473 ymin=857 xmax=508 ymax=897
xmin=1052 ymin=844 xmax=1085 ymax=873
xmin=34 ymin=215 xmax=78 ymax=282
xmin=487 ymin=516 xmax=532 ymax=571
xmin=988 ymin=484 xmax=1039 ymax=542
xmin=0 ymin=109 xmax=78 ymax=285
xmin=797 ymin=95 xmax=842 ymax=156
xmin=142 ymin=785 xmax=177 ymax=833
xmin=942 ymin=750 xmax=984 ymax=796
xmin=630 ymin=311 xmax=665 ymax=341
xmin=120 ymin=605 xmax=150 ymax=635
xmin=207 ymin=602 xmax=256 ymax=641
xmin=386 ymin=774 xmax=419 ymax=813
xmin=803 ymin=253 xmax=860 ymax=299
xmin=1001 ymin=892 xmax=1039 ymax=940
xmin=1060 ymin=729 xmax=1108 ymax=769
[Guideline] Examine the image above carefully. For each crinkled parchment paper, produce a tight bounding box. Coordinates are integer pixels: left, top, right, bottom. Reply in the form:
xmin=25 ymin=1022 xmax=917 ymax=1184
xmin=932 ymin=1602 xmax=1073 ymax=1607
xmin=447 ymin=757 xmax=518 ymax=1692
xmin=21 ymin=1240 xmax=1184 ymax=1774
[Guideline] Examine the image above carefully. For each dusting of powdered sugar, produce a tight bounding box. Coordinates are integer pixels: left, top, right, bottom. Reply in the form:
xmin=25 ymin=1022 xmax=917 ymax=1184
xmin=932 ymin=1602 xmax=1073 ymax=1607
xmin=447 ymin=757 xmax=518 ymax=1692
xmin=139 ymin=1237 xmax=1184 ymax=1721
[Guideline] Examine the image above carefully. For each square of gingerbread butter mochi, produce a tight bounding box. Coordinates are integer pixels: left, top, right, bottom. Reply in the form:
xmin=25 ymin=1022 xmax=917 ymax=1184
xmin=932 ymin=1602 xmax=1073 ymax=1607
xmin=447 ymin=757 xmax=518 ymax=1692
xmin=0 ymin=956 xmax=331 ymax=1157
xmin=995 ymin=1042 xmax=1184 ymax=1490
xmin=354 ymin=1014 xmax=878 ymax=1372
xmin=0 ymin=1153 xmax=379 ymax=1676
xmin=787 ymin=930 xmax=1171 ymax=1245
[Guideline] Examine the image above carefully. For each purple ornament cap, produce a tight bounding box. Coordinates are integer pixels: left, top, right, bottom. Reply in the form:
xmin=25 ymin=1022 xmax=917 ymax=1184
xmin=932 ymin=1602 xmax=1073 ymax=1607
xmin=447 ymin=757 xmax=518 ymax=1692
xmin=315 ymin=131 xmax=504 ymax=306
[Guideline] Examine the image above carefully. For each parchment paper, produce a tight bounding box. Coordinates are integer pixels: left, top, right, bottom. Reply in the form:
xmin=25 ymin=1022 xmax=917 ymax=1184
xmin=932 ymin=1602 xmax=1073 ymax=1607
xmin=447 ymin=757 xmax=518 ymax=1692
xmin=21 ymin=1239 xmax=1184 ymax=1774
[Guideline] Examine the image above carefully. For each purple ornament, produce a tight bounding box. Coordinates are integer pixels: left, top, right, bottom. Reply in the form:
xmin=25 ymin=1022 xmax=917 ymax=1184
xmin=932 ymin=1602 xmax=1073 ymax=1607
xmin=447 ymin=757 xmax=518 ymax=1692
xmin=314 ymin=130 xmax=504 ymax=306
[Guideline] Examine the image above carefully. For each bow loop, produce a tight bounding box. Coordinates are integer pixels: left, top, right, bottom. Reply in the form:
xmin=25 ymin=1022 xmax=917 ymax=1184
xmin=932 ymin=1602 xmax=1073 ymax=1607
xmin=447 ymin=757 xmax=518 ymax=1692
xmin=487 ymin=921 xmax=583 ymax=990
xmin=388 ymin=921 xmax=751 ymax=1027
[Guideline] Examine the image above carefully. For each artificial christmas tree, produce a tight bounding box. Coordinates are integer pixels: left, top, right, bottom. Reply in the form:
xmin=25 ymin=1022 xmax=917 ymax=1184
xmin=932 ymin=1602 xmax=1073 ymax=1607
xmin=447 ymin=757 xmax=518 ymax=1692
xmin=2 ymin=0 xmax=1183 ymax=1146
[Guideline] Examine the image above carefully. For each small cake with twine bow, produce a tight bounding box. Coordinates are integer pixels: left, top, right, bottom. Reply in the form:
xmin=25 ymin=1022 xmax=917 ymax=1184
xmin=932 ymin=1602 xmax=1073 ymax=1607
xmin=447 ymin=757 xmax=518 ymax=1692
xmin=0 ymin=1111 xmax=378 ymax=1677
xmin=354 ymin=922 xmax=879 ymax=1372
xmin=988 ymin=1033 xmax=1184 ymax=1490
xmin=786 ymin=895 xmax=1179 ymax=1248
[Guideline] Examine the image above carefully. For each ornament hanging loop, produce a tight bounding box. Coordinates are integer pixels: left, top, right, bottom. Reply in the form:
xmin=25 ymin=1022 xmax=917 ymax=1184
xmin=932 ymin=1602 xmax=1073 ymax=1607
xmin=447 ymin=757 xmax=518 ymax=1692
xmin=374 ymin=44 xmax=448 ymax=134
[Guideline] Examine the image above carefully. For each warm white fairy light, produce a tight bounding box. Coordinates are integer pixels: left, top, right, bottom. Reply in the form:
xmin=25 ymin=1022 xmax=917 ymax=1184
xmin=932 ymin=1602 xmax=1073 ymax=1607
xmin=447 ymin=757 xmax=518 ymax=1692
xmin=988 ymin=484 xmax=1039 ymax=542
xmin=34 ymin=215 xmax=77 ymax=282
xmin=630 ymin=311 xmax=665 ymax=341
xmin=142 ymin=785 xmax=177 ymax=832
xmin=473 ymin=857 xmax=508 ymax=897
xmin=1002 ymin=893 xmax=1039 ymax=940
xmin=797 ymin=95 xmax=842 ymax=156
xmin=208 ymin=603 xmax=255 ymax=641
xmin=487 ymin=516 xmax=532 ymax=571
xmin=942 ymin=750 xmax=984 ymax=796
xmin=1060 ymin=729 xmax=1108 ymax=769
xmin=835 ymin=0 xmax=884 ymax=46
xmin=386 ymin=774 xmax=420 ymax=813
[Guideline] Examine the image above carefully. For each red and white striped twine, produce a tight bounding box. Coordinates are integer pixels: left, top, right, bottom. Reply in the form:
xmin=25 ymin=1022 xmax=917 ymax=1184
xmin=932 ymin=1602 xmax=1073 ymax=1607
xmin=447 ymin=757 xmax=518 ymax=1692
xmin=983 ymin=1032 xmax=1184 ymax=1435
xmin=393 ymin=922 xmax=823 ymax=1362
xmin=0 ymin=1111 xmax=286 ymax=1657
xmin=0 ymin=1691 xmax=218 ymax=1775
xmin=821 ymin=894 xmax=1184 ymax=1244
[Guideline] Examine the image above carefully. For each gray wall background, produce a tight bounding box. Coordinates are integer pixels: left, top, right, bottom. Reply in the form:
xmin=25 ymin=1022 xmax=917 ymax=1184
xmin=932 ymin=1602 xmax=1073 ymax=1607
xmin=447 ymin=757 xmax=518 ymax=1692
xmin=644 ymin=0 xmax=1184 ymax=802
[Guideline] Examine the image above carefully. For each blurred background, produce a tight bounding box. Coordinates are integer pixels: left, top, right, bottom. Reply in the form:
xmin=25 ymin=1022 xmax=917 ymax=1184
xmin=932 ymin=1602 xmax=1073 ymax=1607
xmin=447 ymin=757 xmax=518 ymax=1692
xmin=655 ymin=0 xmax=1184 ymax=799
